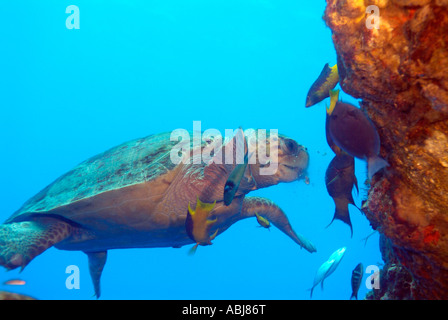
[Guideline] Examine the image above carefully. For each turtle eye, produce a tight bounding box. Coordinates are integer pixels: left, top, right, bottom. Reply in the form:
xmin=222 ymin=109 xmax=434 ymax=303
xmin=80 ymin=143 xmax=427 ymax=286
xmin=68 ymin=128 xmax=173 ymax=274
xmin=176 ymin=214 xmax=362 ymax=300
xmin=282 ymin=138 xmax=299 ymax=154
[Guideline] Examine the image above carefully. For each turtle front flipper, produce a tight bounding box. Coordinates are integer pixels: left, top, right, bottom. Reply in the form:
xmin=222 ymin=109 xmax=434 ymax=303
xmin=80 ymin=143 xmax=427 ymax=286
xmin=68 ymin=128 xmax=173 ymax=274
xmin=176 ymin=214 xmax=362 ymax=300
xmin=0 ymin=218 xmax=72 ymax=270
xmin=86 ymin=251 xmax=107 ymax=299
xmin=241 ymin=197 xmax=317 ymax=253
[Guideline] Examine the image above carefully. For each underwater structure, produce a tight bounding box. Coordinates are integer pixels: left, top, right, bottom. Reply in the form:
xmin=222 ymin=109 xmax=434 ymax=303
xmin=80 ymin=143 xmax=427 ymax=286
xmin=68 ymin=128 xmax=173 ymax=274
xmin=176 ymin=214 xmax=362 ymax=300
xmin=324 ymin=0 xmax=448 ymax=299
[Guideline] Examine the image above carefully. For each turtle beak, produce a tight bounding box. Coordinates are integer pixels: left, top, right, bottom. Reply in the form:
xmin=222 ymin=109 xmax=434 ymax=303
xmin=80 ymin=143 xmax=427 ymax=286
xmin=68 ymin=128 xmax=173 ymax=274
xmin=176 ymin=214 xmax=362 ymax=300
xmin=282 ymin=147 xmax=309 ymax=180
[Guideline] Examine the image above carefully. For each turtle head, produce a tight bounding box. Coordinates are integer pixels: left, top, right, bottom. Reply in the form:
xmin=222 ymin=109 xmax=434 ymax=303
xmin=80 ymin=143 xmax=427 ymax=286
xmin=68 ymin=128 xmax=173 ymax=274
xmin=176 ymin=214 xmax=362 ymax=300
xmin=248 ymin=131 xmax=309 ymax=189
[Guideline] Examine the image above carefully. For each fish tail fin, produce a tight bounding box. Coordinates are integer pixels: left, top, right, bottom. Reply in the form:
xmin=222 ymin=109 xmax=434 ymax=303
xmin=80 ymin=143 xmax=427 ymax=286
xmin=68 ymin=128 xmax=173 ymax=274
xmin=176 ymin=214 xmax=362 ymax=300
xmin=327 ymin=198 xmax=353 ymax=238
xmin=348 ymin=193 xmax=362 ymax=213
xmin=367 ymin=156 xmax=389 ymax=180
xmin=308 ymin=287 xmax=314 ymax=299
xmin=188 ymin=243 xmax=199 ymax=256
xmin=350 ymin=292 xmax=358 ymax=300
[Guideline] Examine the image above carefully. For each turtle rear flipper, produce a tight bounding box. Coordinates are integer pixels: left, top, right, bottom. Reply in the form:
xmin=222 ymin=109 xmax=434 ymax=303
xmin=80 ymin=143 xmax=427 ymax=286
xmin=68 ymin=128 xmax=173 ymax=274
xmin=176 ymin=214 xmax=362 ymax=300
xmin=0 ymin=218 xmax=72 ymax=270
xmin=86 ymin=251 xmax=107 ymax=299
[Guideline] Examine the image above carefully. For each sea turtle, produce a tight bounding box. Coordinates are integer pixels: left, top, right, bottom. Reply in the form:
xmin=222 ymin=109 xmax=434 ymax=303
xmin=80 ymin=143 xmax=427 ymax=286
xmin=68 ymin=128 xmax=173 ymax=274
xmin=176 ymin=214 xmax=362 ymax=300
xmin=0 ymin=129 xmax=315 ymax=298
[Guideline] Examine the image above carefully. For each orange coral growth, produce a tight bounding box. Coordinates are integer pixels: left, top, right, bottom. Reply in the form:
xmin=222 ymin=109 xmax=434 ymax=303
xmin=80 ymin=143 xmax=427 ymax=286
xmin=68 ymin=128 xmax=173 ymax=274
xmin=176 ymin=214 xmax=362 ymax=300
xmin=423 ymin=225 xmax=440 ymax=246
xmin=325 ymin=0 xmax=448 ymax=299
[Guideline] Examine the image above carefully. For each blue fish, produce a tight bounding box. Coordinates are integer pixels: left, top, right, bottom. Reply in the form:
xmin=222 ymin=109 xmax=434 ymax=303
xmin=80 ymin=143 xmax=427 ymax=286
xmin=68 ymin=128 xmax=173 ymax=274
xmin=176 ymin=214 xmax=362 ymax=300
xmin=309 ymin=247 xmax=346 ymax=298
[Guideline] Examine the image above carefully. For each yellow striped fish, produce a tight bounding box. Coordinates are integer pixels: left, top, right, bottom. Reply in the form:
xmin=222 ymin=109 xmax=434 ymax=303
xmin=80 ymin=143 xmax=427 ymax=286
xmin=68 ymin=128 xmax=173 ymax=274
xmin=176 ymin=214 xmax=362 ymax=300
xmin=305 ymin=64 xmax=339 ymax=107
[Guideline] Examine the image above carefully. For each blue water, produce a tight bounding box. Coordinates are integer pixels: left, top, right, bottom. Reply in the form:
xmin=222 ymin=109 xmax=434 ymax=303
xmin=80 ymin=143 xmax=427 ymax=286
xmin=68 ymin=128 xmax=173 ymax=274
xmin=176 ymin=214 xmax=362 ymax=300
xmin=0 ymin=1 xmax=382 ymax=300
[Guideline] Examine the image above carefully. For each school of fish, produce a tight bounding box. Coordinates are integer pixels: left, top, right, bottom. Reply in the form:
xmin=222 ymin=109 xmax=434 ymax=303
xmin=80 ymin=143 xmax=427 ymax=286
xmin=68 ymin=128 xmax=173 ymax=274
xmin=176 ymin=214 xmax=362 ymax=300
xmin=182 ymin=62 xmax=384 ymax=299
xmin=303 ymin=63 xmax=386 ymax=298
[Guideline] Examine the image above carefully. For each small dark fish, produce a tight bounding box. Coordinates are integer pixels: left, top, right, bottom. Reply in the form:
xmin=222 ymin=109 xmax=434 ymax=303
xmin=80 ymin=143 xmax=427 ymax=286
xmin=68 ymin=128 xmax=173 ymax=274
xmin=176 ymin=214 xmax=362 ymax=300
xmin=327 ymin=101 xmax=389 ymax=179
xmin=325 ymin=153 xmax=359 ymax=237
xmin=305 ymin=63 xmax=339 ymax=107
xmin=325 ymin=93 xmax=359 ymax=195
xmin=223 ymin=129 xmax=249 ymax=206
xmin=350 ymin=263 xmax=364 ymax=300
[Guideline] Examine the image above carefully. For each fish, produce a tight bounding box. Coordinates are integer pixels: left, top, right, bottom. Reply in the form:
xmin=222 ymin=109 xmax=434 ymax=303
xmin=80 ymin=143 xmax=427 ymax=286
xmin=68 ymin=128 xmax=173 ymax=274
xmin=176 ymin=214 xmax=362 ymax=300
xmin=255 ymin=212 xmax=270 ymax=230
xmin=350 ymin=263 xmax=364 ymax=300
xmin=305 ymin=63 xmax=339 ymax=107
xmin=325 ymin=247 xmax=347 ymax=277
xmin=185 ymin=197 xmax=219 ymax=255
xmin=223 ymin=128 xmax=249 ymax=206
xmin=327 ymin=101 xmax=389 ymax=179
xmin=325 ymin=153 xmax=360 ymax=237
xmin=3 ymin=279 xmax=26 ymax=286
xmin=309 ymin=247 xmax=346 ymax=298
xmin=309 ymin=259 xmax=335 ymax=299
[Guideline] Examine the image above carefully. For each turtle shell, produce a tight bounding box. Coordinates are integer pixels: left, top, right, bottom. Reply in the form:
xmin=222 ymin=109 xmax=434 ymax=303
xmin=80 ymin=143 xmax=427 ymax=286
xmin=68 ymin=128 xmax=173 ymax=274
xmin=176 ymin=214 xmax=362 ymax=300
xmin=6 ymin=132 xmax=184 ymax=224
